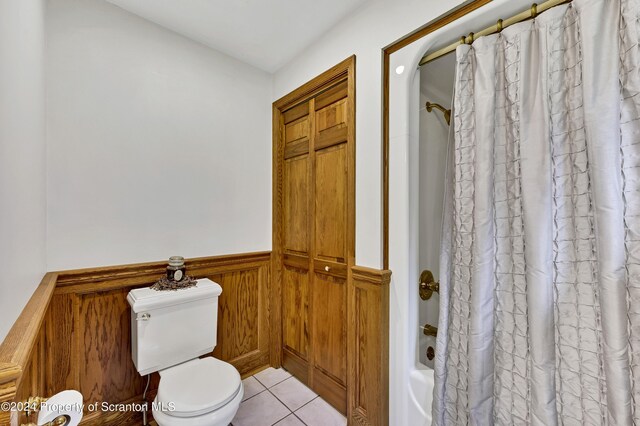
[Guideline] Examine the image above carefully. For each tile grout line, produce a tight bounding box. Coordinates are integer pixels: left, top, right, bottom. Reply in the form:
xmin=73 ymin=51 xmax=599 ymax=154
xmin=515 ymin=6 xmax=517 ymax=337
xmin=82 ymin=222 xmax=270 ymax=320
xmin=243 ymin=371 xmax=293 ymax=426
xmin=242 ymin=371 xmax=291 ymax=404
xmin=292 ymin=395 xmax=320 ymax=414
xmin=262 ymin=373 xmax=318 ymax=426
xmin=292 ymin=411 xmax=310 ymax=426
xmin=239 ymin=387 xmax=268 ymax=404
xmin=240 ymin=370 xmax=345 ymax=426
xmin=293 ymin=395 xmax=348 ymax=424
xmin=264 ymin=375 xmax=319 ymax=421
xmin=266 ymin=386 xmax=294 ymax=412
xmin=235 ymin=385 xmax=290 ymax=426
xmin=253 ymin=371 xmax=293 ymax=389
xmin=264 ymin=385 xmax=293 ymax=426
xmin=268 ymin=409 xmax=293 ymax=426
xmin=290 ymin=396 xmax=321 ymax=426
xmin=293 ymin=407 xmax=309 ymax=426
xmin=265 ymin=378 xmax=316 ymax=425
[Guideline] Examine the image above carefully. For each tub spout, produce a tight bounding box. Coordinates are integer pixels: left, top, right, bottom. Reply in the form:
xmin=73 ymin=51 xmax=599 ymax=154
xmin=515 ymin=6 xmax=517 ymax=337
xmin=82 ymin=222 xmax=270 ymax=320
xmin=422 ymin=324 xmax=438 ymax=337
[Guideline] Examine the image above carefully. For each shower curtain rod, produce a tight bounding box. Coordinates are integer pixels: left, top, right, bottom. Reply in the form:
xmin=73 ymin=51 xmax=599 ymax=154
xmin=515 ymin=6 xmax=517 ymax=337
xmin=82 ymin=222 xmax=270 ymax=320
xmin=419 ymin=0 xmax=572 ymax=66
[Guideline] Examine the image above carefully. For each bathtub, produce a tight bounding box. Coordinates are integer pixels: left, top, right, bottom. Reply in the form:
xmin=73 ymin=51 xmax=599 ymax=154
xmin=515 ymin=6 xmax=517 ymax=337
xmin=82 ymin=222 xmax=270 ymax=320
xmin=408 ymin=364 xmax=434 ymax=426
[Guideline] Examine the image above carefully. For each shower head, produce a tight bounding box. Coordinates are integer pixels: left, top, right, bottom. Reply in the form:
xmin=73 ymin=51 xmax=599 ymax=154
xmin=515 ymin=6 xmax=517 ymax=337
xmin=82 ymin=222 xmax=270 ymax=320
xmin=426 ymin=101 xmax=451 ymax=126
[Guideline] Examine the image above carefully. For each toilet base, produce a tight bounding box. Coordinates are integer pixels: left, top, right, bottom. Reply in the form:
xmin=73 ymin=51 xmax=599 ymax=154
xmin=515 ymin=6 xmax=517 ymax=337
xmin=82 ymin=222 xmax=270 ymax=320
xmin=152 ymin=383 xmax=243 ymax=426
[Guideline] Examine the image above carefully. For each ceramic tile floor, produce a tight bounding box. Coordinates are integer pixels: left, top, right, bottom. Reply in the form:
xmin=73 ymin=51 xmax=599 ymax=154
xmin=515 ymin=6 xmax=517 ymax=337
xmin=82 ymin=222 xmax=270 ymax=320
xmin=231 ymin=367 xmax=347 ymax=426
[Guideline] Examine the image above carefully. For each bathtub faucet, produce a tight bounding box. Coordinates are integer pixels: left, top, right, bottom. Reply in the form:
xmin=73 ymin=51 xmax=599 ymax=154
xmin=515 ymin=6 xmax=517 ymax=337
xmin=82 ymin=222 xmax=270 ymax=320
xmin=422 ymin=324 xmax=438 ymax=337
xmin=419 ymin=269 xmax=440 ymax=300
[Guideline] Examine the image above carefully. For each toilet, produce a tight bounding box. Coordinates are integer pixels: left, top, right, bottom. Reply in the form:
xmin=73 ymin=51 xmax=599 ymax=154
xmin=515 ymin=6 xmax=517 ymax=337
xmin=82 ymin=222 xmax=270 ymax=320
xmin=128 ymin=278 xmax=243 ymax=426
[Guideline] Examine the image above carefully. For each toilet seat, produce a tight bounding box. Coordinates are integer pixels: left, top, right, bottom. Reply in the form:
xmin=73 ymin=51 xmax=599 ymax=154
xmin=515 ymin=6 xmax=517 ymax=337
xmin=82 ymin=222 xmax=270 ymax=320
xmin=152 ymin=384 xmax=243 ymax=426
xmin=156 ymin=357 xmax=242 ymax=418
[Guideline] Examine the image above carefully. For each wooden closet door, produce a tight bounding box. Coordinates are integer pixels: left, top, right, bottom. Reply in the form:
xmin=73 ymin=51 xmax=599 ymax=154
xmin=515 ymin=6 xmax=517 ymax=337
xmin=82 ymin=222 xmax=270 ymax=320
xmin=311 ymin=82 xmax=349 ymax=412
xmin=275 ymin=57 xmax=354 ymax=416
xmin=281 ymin=101 xmax=312 ymax=382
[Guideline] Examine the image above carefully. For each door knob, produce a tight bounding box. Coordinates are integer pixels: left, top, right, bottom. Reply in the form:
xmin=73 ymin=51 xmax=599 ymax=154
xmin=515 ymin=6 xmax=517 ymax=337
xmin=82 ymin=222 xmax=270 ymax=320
xmin=419 ymin=269 xmax=440 ymax=300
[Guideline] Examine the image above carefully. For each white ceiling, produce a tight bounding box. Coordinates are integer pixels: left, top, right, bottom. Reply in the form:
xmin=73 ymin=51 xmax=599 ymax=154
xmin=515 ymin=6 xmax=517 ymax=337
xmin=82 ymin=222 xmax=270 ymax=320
xmin=106 ymin=0 xmax=368 ymax=72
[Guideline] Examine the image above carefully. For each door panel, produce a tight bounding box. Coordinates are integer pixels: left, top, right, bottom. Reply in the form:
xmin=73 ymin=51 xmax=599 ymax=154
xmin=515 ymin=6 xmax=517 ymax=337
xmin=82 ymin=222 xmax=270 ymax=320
xmin=212 ymin=268 xmax=265 ymax=363
xmin=284 ymin=155 xmax=309 ymax=254
xmin=285 ymin=116 xmax=309 ymax=144
xmin=281 ymin=100 xmax=314 ymax=387
xmin=315 ymin=80 xmax=347 ymax=110
xmin=79 ymin=290 xmax=142 ymax=407
xmin=283 ymin=101 xmax=309 ymax=124
xmin=315 ymin=144 xmax=347 ymax=262
xmin=282 ymin=267 xmax=309 ymax=359
xmin=315 ymin=96 xmax=348 ymax=151
xmin=315 ymin=98 xmax=347 ymax=133
xmin=312 ymin=273 xmax=347 ymax=385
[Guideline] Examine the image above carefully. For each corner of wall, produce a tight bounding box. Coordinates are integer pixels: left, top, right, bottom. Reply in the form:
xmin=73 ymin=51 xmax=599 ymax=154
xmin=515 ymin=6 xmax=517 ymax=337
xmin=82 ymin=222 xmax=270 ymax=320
xmin=0 ymin=0 xmax=48 ymax=342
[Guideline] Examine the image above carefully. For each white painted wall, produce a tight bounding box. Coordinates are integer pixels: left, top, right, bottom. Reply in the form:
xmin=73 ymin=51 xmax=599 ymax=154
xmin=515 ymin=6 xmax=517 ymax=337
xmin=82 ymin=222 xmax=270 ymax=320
xmin=46 ymin=0 xmax=273 ymax=270
xmin=273 ymin=0 xmax=464 ymax=268
xmin=0 ymin=0 xmax=47 ymax=341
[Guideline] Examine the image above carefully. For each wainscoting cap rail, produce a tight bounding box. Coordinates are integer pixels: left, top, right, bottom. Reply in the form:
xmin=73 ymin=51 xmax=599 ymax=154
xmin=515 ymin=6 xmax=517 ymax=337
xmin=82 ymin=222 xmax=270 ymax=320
xmin=351 ymin=265 xmax=392 ymax=286
xmin=0 ymin=273 xmax=57 ymax=401
xmin=55 ymin=251 xmax=272 ymax=286
xmin=0 ymin=362 xmax=22 ymax=390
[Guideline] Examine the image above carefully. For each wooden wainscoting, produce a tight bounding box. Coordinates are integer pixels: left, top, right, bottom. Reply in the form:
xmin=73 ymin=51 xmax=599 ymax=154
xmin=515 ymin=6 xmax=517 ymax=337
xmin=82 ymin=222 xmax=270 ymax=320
xmin=1 ymin=255 xmax=392 ymax=426
xmin=348 ymin=266 xmax=391 ymax=426
xmin=0 ymin=273 xmax=57 ymax=426
xmin=0 ymin=252 xmax=272 ymax=426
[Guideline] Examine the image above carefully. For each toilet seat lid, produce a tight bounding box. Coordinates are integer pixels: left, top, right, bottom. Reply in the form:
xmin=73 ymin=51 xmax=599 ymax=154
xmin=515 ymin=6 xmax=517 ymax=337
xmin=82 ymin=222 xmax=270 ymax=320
xmin=156 ymin=357 xmax=241 ymax=418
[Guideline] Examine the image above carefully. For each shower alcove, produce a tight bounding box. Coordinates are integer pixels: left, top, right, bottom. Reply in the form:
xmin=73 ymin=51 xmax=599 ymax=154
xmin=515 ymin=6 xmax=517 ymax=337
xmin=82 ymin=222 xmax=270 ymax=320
xmin=417 ymin=53 xmax=455 ymax=370
xmin=387 ymin=0 xmax=538 ymax=424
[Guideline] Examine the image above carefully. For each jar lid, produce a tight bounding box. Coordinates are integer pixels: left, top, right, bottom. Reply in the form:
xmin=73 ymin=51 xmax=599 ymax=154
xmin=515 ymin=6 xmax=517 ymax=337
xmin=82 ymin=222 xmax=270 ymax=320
xmin=168 ymin=256 xmax=185 ymax=267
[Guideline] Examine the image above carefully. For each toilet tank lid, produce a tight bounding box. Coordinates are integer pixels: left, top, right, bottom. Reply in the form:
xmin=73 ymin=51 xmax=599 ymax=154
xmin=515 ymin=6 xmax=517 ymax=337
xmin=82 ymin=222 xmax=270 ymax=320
xmin=127 ymin=278 xmax=221 ymax=313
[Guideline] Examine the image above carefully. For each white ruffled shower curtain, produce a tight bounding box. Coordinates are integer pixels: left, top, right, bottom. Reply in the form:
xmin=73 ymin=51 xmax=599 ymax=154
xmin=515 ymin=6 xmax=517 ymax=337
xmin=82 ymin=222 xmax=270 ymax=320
xmin=433 ymin=0 xmax=640 ymax=424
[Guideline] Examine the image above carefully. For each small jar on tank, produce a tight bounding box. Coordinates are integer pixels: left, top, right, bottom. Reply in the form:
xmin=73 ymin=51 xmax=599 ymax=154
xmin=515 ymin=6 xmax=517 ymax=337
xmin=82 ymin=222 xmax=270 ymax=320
xmin=166 ymin=256 xmax=186 ymax=282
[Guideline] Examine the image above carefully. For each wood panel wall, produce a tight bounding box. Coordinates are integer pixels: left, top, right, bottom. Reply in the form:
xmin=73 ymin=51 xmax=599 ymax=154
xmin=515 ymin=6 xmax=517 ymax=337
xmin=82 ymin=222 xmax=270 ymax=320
xmin=1 ymin=254 xmax=392 ymax=426
xmin=0 ymin=252 xmax=271 ymax=426
xmin=348 ymin=266 xmax=391 ymax=426
xmin=0 ymin=273 xmax=57 ymax=426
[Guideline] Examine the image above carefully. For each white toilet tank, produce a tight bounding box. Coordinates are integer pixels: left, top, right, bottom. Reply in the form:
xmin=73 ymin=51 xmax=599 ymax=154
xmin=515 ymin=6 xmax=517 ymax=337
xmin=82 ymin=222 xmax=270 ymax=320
xmin=128 ymin=278 xmax=222 ymax=376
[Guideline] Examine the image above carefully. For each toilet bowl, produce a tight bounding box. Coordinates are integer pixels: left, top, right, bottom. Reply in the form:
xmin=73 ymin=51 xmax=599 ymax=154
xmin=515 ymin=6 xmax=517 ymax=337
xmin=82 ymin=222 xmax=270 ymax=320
xmin=128 ymin=279 xmax=243 ymax=426
xmin=152 ymin=357 xmax=243 ymax=426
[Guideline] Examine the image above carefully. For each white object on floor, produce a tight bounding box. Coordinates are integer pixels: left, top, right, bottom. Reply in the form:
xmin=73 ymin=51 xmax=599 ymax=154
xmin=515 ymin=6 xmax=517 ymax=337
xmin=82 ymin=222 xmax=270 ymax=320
xmin=37 ymin=390 xmax=83 ymax=426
